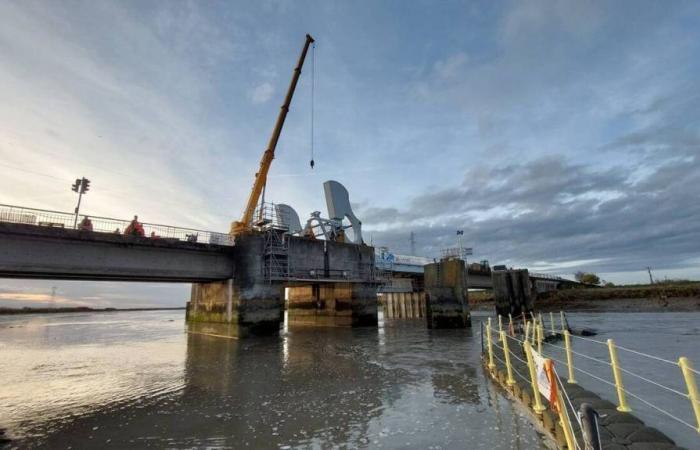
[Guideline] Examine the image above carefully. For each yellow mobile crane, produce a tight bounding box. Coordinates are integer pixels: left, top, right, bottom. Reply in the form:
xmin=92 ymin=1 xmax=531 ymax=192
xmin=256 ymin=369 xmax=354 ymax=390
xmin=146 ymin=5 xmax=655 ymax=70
xmin=230 ymin=34 xmax=315 ymax=237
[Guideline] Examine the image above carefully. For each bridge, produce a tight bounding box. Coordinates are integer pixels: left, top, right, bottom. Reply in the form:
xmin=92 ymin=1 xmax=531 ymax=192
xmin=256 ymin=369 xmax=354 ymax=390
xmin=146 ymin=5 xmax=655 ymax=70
xmin=0 ymin=203 xmax=237 ymax=282
xmin=375 ymin=251 xmax=579 ymax=292
xmin=0 ymin=203 xmax=385 ymax=336
xmin=376 ymin=251 xmax=494 ymax=290
xmin=0 ymin=202 xmax=581 ymax=336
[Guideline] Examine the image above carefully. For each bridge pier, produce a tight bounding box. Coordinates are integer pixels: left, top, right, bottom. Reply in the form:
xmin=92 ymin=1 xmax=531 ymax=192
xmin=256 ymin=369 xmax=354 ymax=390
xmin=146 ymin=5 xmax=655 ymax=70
xmin=187 ymin=233 xmax=284 ymax=338
xmin=287 ymin=283 xmax=378 ymax=327
xmin=492 ymin=269 xmax=533 ymax=317
xmin=187 ymin=278 xmax=284 ymax=338
xmin=186 ymin=233 xmax=379 ymax=337
xmin=424 ymin=259 xmax=471 ymax=328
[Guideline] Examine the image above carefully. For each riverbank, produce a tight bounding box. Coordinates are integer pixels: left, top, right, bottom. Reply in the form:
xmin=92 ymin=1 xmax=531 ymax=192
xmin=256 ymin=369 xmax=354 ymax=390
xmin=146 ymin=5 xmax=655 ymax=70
xmin=0 ymin=306 xmax=185 ymax=315
xmin=470 ymin=282 xmax=700 ymax=312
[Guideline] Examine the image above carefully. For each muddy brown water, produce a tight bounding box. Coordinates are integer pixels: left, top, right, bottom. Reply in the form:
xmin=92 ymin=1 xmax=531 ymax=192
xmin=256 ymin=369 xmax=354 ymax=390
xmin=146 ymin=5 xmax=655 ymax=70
xmin=0 ymin=310 xmax=544 ymax=449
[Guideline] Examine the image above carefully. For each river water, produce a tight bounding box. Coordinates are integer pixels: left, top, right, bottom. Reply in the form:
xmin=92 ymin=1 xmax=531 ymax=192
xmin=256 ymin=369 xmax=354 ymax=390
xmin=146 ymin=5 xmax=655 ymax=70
xmin=542 ymin=311 xmax=700 ymax=450
xmin=0 ymin=310 xmax=544 ymax=449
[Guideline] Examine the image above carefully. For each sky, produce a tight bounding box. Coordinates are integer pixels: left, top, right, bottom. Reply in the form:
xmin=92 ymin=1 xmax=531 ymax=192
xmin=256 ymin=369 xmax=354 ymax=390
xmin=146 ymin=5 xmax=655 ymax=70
xmin=0 ymin=0 xmax=698 ymax=307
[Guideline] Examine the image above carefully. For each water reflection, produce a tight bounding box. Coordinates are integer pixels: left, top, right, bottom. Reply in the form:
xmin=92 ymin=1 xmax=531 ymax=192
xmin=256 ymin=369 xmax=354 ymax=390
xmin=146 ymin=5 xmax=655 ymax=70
xmin=2 ymin=311 xmax=545 ymax=449
xmin=180 ymin=326 xmax=390 ymax=448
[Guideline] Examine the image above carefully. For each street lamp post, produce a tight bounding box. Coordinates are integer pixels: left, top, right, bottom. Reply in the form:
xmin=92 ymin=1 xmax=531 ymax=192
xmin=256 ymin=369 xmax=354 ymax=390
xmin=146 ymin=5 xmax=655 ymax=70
xmin=456 ymin=230 xmax=464 ymax=259
xmin=71 ymin=177 xmax=91 ymax=228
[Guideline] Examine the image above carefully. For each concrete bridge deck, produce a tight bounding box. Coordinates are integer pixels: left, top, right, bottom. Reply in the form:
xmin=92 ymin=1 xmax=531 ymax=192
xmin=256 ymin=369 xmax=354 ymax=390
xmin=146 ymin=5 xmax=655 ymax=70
xmin=0 ymin=222 xmax=235 ymax=282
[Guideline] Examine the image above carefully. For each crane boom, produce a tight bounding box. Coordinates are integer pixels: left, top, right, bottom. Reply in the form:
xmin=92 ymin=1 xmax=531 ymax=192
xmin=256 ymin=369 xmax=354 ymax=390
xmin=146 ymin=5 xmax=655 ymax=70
xmin=231 ymin=34 xmax=315 ymax=236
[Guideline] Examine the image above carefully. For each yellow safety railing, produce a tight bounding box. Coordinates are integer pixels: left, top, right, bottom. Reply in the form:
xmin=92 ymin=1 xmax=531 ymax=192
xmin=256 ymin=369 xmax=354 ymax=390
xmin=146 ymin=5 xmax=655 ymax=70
xmin=485 ymin=317 xmax=495 ymax=370
xmin=481 ymin=310 xmax=700 ymax=448
xmin=485 ymin=316 xmax=579 ymax=449
xmin=563 ymin=330 xmax=576 ymax=384
xmin=607 ymin=339 xmax=631 ymax=412
xmin=679 ymin=357 xmax=700 ymax=434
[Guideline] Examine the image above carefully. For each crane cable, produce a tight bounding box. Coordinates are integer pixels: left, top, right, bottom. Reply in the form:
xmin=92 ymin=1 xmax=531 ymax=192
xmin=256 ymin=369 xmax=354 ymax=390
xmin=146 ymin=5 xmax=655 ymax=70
xmin=309 ymin=41 xmax=315 ymax=169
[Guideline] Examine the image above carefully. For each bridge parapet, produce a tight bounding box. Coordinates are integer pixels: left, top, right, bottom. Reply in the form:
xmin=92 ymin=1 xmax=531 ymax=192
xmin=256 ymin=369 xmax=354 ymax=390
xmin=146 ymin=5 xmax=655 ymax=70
xmin=0 ymin=203 xmax=233 ymax=246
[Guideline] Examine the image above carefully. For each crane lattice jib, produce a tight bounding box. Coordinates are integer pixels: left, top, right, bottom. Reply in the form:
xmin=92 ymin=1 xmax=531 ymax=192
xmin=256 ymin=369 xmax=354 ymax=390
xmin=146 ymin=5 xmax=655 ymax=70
xmin=231 ymin=34 xmax=315 ymax=236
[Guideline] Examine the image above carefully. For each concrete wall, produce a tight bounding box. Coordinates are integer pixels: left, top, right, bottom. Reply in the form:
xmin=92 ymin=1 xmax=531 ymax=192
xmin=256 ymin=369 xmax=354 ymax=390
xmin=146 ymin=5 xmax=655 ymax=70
xmin=424 ymin=259 xmax=471 ymax=328
xmin=378 ymin=277 xmax=414 ymax=293
xmin=286 ymin=236 xmax=375 ymax=281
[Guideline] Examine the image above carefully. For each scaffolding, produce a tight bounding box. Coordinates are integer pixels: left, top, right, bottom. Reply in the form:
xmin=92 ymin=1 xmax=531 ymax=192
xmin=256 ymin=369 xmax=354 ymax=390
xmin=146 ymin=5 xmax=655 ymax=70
xmin=263 ymin=229 xmax=289 ymax=281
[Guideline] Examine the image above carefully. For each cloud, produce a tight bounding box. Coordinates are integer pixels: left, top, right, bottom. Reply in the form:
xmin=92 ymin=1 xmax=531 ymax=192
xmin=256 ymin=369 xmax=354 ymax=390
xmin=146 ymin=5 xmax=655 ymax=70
xmin=360 ymin=152 xmax=700 ymax=276
xmin=0 ymin=291 xmax=83 ymax=306
xmin=0 ymin=0 xmax=699 ymax=309
xmin=249 ymin=82 xmax=276 ymax=104
xmin=433 ymin=53 xmax=469 ymax=79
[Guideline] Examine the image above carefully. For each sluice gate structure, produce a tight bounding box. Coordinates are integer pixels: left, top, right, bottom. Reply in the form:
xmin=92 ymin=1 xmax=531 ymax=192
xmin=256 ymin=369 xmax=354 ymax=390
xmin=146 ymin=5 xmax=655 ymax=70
xmin=188 ymin=231 xmax=379 ymax=337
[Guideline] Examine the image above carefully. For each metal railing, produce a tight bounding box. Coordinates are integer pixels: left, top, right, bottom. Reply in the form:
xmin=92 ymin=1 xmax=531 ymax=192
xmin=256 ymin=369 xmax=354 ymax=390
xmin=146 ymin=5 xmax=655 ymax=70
xmin=0 ymin=203 xmax=234 ymax=246
xmin=529 ymin=272 xmax=566 ymax=281
xmin=483 ymin=311 xmax=700 ymax=449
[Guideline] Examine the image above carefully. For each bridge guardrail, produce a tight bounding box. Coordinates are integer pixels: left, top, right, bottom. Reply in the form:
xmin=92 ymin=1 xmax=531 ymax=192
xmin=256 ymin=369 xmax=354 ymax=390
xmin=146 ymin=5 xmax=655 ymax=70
xmin=484 ymin=312 xmax=700 ymax=449
xmin=0 ymin=203 xmax=234 ymax=246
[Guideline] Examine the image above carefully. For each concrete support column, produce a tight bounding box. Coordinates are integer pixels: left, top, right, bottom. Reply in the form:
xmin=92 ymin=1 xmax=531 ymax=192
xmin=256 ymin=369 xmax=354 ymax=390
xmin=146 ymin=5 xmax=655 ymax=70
xmin=186 ymin=233 xmax=283 ymax=338
xmin=287 ymin=282 xmax=378 ymax=327
xmin=492 ymin=269 xmax=533 ymax=317
xmin=187 ymin=278 xmax=283 ymax=338
xmin=425 ymin=259 xmax=471 ymax=328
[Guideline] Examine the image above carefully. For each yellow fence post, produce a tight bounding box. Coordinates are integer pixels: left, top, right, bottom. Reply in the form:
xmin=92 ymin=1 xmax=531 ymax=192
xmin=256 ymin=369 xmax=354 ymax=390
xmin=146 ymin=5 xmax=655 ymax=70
xmin=537 ymin=323 xmax=543 ymax=354
xmin=608 ymin=339 xmax=631 ymax=412
xmin=498 ymin=315 xmax=503 ymax=341
xmin=560 ymin=310 xmax=566 ymax=334
xmin=508 ymin=313 xmax=513 ymax=335
xmin=500 ymin=330 xmax=515 ymax=386
xmin=549 ymin=311 xmax=555 ymax=335
xmin=524 ymin=341 xmax=546 ymax=414
xmin=531 ymin=319 xmax=537 ymax=346
xmin=678 ymin=357 xmax=700 ymax=433
xmin=554 ymin=383 xmax=577 ymax=450
xmin=524 ymin=321 xmax=531 ymax=343
xmin=486 ymin=318 xmax=495 ymax=370
xmin=564 ymin=330 xmax=577 ymax=384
